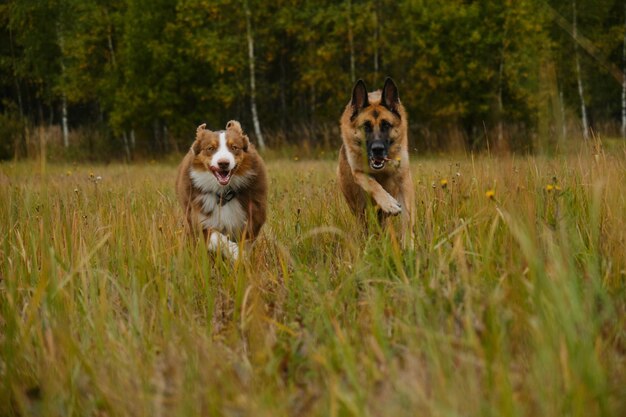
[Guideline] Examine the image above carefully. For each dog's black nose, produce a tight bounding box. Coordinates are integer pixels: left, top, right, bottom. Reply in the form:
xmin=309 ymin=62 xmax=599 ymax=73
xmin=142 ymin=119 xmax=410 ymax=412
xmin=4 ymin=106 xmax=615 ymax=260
xmin=217 ymin=161 xmax=230 ymax=170
xmin=370 ymin=141 xmax=386 ymax=156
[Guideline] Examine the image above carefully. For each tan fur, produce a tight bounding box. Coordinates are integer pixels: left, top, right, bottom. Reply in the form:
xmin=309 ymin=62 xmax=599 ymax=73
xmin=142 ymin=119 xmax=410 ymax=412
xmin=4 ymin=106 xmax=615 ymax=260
xmin=337 ymin=78 xmax=415 ymax=247
xmin=176 ymin=120 xmax=267 ymax=257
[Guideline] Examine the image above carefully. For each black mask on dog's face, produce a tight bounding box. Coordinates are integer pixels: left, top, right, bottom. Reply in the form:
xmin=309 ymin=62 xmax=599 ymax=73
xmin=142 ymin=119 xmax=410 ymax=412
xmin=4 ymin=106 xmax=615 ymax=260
xmin=364 ymin=119 xmax=393 ymax=170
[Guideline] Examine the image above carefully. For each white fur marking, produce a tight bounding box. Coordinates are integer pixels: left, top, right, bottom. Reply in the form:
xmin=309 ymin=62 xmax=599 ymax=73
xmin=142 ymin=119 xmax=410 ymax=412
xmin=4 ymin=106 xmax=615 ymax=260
xmin=228 ymin=170 xmax=256 ymax=190
xmin=211 ymin=131 xmax=235 ymax=170
xmin=195 ymin=193 xmax=218 ymax=214
xmin=190 ymin=169 xmax=221 ymax=193
xmin=207 ymin=230 xmax=239 ymax=260
xmin=197 ymin=199 xmax=247 ymax=238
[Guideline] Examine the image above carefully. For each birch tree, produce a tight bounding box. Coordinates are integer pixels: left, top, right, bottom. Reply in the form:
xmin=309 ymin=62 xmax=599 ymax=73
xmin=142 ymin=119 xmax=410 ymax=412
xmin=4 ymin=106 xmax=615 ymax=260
xmin=57 ymin=23 xmax=69 ymax=148
xmin=243 ymin=0 xmax=265 ymax=150
xmin=572 ymin=0 xmax=590 ymax=140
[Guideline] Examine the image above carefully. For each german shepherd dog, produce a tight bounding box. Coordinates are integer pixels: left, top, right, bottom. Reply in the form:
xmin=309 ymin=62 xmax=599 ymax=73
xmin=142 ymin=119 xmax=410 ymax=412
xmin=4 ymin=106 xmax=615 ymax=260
xmin=176 ymin=120 xmax=267 ymax=260
xmin=337 ymin=77 xmax=414 ymax=247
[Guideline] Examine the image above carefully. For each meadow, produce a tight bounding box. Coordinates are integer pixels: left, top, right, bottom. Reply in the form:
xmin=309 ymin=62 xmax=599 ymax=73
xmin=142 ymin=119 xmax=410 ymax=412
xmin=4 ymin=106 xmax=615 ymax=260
xmin=1 ymin=145 xmax=625 ymax=416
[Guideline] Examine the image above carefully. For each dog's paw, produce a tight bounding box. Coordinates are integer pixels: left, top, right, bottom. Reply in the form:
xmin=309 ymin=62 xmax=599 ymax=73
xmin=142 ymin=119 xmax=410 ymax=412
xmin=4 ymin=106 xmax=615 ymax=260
xmin=376 ymin=193 xmax=402 ymax=215
xmin=227 ymin=241 xmax=240 ymax=261
xmin=207 ymin=230 xmax=240 ymax=261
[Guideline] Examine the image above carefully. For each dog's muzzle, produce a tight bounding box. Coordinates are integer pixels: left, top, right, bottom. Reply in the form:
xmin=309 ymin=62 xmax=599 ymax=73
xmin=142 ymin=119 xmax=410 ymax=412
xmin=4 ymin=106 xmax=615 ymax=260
xmin=211 ymin=165 xmax=235 ymax=185
xmin=368 ymin=141 xmax=388 ymax=170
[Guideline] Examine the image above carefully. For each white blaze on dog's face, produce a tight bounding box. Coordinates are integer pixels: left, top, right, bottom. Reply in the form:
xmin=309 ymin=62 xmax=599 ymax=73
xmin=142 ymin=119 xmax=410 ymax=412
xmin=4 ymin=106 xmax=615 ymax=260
xmin=191 ymin=122 xmax=249 ymax=187
xmin=211 ymin=132 xmax=235 ymax=184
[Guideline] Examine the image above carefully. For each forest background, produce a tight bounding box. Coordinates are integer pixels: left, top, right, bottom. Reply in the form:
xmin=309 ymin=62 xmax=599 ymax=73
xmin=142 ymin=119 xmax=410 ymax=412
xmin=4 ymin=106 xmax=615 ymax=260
xmin=1 ymin=0 xmax=625 ymax=160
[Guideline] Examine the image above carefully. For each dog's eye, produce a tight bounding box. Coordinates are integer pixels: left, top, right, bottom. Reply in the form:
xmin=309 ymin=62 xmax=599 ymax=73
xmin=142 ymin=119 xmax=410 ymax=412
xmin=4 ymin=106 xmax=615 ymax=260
xmin=380 ymin=120 xmax=391 ymax=132
xmin=206 ymin=146 xmax=215 ymax=152
xmin=231 ymin=145 xmax=239 ymax=151
xmin=362 ymin=122 xmax=373 ymax=133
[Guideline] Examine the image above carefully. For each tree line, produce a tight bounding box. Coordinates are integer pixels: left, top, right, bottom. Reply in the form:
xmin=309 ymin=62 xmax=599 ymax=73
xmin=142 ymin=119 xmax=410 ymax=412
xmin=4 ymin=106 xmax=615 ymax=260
xmin=1 ymin=0 xmax=625 ymax=160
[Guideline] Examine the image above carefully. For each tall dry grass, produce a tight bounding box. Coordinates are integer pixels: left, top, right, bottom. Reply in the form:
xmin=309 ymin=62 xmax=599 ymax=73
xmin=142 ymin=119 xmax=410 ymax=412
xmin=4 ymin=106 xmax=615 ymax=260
xmin=1 ymin=145 xmax=625 ymax=416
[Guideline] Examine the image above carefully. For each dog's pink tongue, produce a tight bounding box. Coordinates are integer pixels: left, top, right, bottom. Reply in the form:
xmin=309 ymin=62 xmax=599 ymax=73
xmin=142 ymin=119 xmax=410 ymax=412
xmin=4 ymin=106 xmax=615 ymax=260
xmin=213 ymin=169 xmax=231 ymax=185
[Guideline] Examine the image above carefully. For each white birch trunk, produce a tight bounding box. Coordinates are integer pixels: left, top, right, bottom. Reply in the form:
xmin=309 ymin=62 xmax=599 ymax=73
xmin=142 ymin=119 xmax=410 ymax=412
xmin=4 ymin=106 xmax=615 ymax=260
xmin=122 ymin=131 xmax=131 ymax=161
xmin=58 ymin=23 xmax=70 ymax=148
xmin=243 ymin=0 xmax=265 ymax=150
xmin=61 ymin=94 xmax=69 ymax=147
xmin=573 ymin=0 xmax=590 ymax=140
xmin=107 ymin=26 xmax=117 ymax=68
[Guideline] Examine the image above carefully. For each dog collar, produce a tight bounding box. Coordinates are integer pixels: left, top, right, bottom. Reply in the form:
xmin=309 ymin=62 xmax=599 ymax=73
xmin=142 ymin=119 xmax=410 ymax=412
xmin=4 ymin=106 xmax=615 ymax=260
xmin=216 ymin=188 xmax=236 ymax=206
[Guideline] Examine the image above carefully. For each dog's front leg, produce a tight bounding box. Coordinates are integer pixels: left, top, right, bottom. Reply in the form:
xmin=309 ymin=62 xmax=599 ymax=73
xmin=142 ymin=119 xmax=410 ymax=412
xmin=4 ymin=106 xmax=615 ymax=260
xmin=206 ymin=229 xmax=240 ymax=260
xmin=352 ymin=171 xmax=402 ymax=215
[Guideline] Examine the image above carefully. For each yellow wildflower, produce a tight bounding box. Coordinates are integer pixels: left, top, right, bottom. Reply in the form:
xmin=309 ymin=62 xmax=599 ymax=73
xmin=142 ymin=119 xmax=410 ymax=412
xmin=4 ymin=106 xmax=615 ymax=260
xmin=440 ymin=179 xmax=448 ymax=189
xmin=545 ymin=184 xmax=554 ymax=192
xmin=485 ymin=189 xmax=496 ymax=200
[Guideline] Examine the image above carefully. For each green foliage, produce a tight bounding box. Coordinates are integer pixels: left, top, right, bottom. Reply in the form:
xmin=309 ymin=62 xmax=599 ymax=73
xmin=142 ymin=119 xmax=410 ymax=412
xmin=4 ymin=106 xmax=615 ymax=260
xmin=0 ymin=0 xmax=625 ymax=158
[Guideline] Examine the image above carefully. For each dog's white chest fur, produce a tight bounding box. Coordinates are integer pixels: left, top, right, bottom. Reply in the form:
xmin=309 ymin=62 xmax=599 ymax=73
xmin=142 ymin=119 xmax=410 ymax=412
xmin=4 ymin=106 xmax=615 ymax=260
xmin=196 ymin=194 xmax=247 ymax=237
xmin=189 ymin=169 xmax=250 ymax=238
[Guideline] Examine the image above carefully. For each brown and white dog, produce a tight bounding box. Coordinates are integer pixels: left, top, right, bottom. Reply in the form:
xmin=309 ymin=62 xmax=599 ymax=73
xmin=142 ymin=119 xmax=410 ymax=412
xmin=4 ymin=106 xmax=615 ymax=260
xmin=337 ymin=77 xmax=415 ymax=247
xmin=176 ymin=120 xmax=267 ymax=260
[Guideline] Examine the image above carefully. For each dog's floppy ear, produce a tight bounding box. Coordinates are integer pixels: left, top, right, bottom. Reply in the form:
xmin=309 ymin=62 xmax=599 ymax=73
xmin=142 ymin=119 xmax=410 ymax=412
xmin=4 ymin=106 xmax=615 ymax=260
xmin=191 ymin=123 xmax=208 ymax=155
xmin=226 ymin=120 xmax=249 ymax=151
xmin=381 ymin=77 xmax=400 ymax=116
xmin=350 ymin=79 xmax=369 ymax=120
xmin=191 ymin=139 xmax=202 ymax=155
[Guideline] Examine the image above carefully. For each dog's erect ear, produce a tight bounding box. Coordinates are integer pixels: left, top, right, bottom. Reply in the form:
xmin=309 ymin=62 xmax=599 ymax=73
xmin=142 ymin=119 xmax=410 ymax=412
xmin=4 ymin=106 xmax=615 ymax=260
xmin=225 ymin=120 xmax=243 ymax=134
xmin=350 ymin=79 xmax=369 ymax=120
xmin=381 ymin=77 xmax=400 ymax=116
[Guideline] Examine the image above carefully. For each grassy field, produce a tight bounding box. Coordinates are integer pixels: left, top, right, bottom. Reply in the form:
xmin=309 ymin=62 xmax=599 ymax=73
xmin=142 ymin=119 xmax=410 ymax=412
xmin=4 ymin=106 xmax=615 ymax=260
xmin=1 ymin=148 xmax=626 ymax=416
